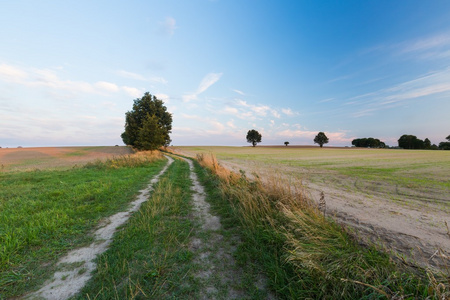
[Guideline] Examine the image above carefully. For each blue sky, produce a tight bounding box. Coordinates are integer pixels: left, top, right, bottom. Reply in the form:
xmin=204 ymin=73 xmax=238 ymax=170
xmin=1 ymin=0 xmax=450 ymax=147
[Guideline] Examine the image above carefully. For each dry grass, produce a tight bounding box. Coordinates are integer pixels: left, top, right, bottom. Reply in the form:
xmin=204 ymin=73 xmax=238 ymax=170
xmin=0 ymin=146 xmax=135 ymax=172
xmin=196 ymin=153 xmax=450 ymax=299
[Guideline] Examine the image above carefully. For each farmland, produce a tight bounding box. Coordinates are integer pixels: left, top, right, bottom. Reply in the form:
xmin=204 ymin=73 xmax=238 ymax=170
xmin=1 ymin=146 xmax=449 ymax=299
xmin=176 ymin=146 xmax=450 ymax=269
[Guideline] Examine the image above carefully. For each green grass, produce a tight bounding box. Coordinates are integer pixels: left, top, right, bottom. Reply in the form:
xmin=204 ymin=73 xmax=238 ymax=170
xmin=76 ymin=157 xmax=197 ymax=299
xmin=0 ymin=155 xmax=167 ymax=298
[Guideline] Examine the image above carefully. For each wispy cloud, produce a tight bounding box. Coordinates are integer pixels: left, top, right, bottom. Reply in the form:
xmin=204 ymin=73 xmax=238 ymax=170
xmin=183 ymin=72 xmax=223 ymax=102
xmin=116 ymin=70 xmax=168 ymax=84
xmin=349 ymin=68 xmax=450 ymax=117
xmin=0 ymin=62 xmax=146 ymax=98
xmin=281 ymin=108 xmax=296 ymax=116
xmin=232 ymin=89 xmax=246 ymax=96
xmin=158 ymin=17 xmax=177 ymax=36
xmin=276 ymin=129 xmax=352 ymax=144
xmin=400 ymin=33 xmax=450 ymax=54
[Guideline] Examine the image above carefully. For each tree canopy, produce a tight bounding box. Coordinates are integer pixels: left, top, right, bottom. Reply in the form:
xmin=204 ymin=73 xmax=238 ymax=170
xmin=352 ymin=138 xmax=386 ymax=148
xmin=398 ymin=134 xmax=426 ymax=149
xmin=246 ymin=129 xmax=262 ymax=147
xmin=314 ymin=132 xmax=329 ymax=148
xmin=121 ymin=92 xmax=172 ymax=150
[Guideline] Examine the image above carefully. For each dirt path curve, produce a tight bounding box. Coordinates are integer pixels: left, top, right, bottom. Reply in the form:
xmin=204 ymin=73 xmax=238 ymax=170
xmin=24 ymin=156 xmax=174 ymax=300
xmin=182 ymin=157 xmax=275 ymax=299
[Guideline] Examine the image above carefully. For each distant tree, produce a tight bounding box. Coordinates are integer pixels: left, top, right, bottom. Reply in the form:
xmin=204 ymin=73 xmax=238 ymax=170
xmin=284 ymin=141 xmax=289 ymax=146
xmin=121 ymin=92 xmax=172 ymax=150
xmin=314 ymin=132 xmax=329 ymax=148
xmin=424 ymin=138 xmax=431 ymax=149
xmin=246 ymin=129 xmax=262 ymax=147
xmin=447 ymin=135 xmax=450 ymax=142
xmin=439 ymin=141 xmax=450 ymax=150
xmin=398 ymin=134 xmax=425 ymax=149
xmin=352 ymin=137 xmax=385 ymax=148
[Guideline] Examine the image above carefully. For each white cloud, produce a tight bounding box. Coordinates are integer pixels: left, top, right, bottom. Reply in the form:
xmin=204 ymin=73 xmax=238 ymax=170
xmin=401 ymin=33 xmax=450 ymax=53
xmin=158 ymin=17 xmax=177 ymax=36
xmin=0 ymin=63 xmax=28 ymax=82
xmin=226 ymin=120 xmax=236 ymax=128
xmin=155 ymin=93 xmax=170 ymax=103
xmin=0 ymin=62 xmax=149 ymax=99
xmin=281 ymin=108 xmax=292 ymax=115
xmin=223 ymin=106 xmax=239 ymax=114
xmin=198 ymin=73 xmax=222 ymax=94
xmin=95 ymin=81 xmax=119 ymax=93
xmin=116 ymin=70 xmax=168 ymax=84
xmin=232 ymin=89 xmax=245 ymax=95
xmin=183 ymin=72 xmax=223 ymax=102
xmin=122 ymin=86 xmax=143 ymax=98
xmin=347 ymin=68 xmax=450 ymax=118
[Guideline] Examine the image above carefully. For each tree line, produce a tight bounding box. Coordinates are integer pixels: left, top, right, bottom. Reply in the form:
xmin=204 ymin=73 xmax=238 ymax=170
xmin=398 ymin=134 xmax=450 ymax=150
xmin=120 ymin=92 xmax=449 ymax=151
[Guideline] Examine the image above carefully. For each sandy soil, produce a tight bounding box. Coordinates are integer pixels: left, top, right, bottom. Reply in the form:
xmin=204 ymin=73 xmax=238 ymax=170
xmin=194 ymin=156 xmax=450 ymax=272
xmin=24 ymin=156 xmax=173 ymax=300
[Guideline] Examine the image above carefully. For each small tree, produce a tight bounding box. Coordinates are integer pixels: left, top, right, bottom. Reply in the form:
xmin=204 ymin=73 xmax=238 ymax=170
xmin=447 ymin=135 xmax=450 ymax=142
xmin=246 ymin=129 xmax=262 ymax=147
xmin=284 ymin=141 xmax=289 ymax=146
xmin=314 ymin=132 xmax=329 ymax=148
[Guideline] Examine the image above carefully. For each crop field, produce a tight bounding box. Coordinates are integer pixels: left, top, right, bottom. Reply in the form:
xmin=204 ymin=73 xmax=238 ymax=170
xmin=0 ymin=146 xmax=134 ymax=172
xmin=176 ymin=146 xmax=450 ymax=269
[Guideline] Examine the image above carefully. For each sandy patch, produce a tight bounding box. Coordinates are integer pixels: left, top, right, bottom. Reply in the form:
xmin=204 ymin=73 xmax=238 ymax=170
xmin=24 ymin=156 xmax=173 ymax=300
xmin=216 ymin=159 xmax=450 ymax=271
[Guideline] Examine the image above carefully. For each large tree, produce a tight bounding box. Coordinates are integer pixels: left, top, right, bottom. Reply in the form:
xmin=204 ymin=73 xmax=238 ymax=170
xmin=121 ymin=92 xmax=172 ymax=150
xmin=246 ymin=129 xmax=262 ymax=147
xmin=314 ymin=132 xmax=329 ymax=148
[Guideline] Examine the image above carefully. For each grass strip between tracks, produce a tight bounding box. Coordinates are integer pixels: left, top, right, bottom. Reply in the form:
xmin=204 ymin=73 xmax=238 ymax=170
xmin=76 ymin=157 xmax=198 ymax=299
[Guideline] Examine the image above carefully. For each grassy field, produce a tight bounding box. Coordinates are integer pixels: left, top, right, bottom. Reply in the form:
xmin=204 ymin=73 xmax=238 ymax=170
xmin=176 ymin=146 xmax=450 ymax=207
xmin=0 ymin=148 xmax=166 ymax=298
xmin=1 ymin=146 xmax=449 ymax=299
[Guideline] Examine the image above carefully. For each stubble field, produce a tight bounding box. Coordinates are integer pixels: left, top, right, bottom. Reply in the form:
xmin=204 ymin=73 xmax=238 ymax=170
xmin=176 ymin=146 xmax=450 ymax=269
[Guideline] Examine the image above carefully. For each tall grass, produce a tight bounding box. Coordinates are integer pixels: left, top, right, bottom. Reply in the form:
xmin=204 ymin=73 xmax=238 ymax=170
xmin=196 ymin=153 xmax=449 ymax=299
xmin=0 ymin=151 xmax=165 ymax=298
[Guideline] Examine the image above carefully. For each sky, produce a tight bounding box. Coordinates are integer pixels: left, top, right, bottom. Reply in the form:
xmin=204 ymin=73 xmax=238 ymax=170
xmin=1 ymin=0 xmax=450 ymax=148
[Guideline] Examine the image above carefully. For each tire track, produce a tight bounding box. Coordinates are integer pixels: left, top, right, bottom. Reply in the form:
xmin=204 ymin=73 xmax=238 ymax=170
xmin=183 ymin=157 xmax=275 ymax=299
xmin=25 ymin=156 xmax=174 ymax=300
